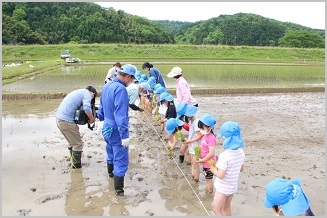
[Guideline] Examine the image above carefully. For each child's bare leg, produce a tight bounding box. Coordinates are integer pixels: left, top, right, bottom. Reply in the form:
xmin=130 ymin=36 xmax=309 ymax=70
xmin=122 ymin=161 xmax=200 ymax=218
xmin=192 ymin=155 xmax=200 ymax=181
xmin=170 ymin=135 xmax=177 ymax=150
xmin=222 ymin=194 xmax=234 ymax=216
xmin=206 ymin=179 xmax=213 ymax=193
xmin=185 ymin=147 xmax=191 ymax=164
xmin=213 ymin=191 xmax=227 ymax=216
xmin=179 ymin=143 xmax=188 ymax=163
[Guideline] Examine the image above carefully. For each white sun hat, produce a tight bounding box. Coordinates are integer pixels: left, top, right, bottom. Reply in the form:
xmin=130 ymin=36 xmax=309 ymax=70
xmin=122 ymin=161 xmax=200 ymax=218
xmin=167 ymin=66 xmax=182 ymax=78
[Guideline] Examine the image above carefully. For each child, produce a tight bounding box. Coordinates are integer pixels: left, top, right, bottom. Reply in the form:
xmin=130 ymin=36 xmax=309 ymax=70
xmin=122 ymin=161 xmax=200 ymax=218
xmin=158 ymin=93 xmax=177 ymax=148
xmin=196 ymin=114 xmax=217 ymax=194
xmin=181 ymin=105 xmax=203 ymax=182
xmin=264 ymin=178 xmax=315 ymax=216
xmin=209 ymin=121 xmax=245 ymax=216
xmin=176 ymin=102 xmax=189 ymax=163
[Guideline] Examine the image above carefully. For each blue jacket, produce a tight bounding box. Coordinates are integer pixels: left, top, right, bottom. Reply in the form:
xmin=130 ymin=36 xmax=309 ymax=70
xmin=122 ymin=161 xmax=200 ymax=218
xmin=98 ymin=77 xmax=129 ymax=140
xmin=149 ymin=67 xmax=166 ymax=88
xmin=56 ymin=89 xmax=92 ymax=122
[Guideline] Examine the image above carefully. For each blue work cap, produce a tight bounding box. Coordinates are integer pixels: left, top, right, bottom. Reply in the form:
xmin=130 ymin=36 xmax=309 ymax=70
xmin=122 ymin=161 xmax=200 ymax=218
xmin=264 ymin=178 xmax=310 ymax=216
xmin=165 ymin=118 xmax=184 ymax=134
xmin=184 ymin=105 xmax=198 ymax=117
xmin=119 ymin=64 xmax=136 ymax=76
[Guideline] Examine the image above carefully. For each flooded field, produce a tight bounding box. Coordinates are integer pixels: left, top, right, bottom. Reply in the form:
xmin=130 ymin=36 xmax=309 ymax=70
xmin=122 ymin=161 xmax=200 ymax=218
xmin=2 ymin=63 xmax=324 ymax=94
xmin=2 ymin=92 xmax=325 ymax=216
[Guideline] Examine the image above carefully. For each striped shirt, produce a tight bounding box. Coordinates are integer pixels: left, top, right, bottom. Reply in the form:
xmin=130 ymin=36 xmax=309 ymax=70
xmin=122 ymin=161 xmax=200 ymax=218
xmin=214 ymin=148 xmax=245 ymax=195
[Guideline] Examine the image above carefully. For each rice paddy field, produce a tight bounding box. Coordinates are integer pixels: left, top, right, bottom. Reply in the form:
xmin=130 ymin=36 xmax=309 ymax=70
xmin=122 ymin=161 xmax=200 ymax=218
xmin=1 ymin=44 xmax=325 ymax=97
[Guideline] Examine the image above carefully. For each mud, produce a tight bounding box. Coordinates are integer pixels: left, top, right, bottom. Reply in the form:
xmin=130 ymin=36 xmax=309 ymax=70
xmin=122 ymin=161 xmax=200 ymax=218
xmin=1 ymin=92 xmax=325 ymax=216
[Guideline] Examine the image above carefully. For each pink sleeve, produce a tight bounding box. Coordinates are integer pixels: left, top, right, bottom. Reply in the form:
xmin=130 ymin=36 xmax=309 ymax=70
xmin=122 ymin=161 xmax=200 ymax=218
xmin=178 ymin=79 xmax=191 ymax=103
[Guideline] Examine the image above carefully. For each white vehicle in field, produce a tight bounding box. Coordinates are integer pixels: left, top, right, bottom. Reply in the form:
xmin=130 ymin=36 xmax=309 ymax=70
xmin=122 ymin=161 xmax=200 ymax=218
xmin=60 ymin=50 xmax=70 ymax=59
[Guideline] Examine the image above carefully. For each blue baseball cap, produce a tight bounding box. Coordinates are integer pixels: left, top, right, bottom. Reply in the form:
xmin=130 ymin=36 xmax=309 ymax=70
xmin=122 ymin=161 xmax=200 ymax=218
xmin=176 ymin=102 xmax=188 ymax=118
xmin=165 ymin=118 xmax=184 ymax=134
xmin=154 ymin=86 xmax=166 ymax=94
xmin=218 ymin=121 xmax=244 ymax=150
xmin=199 ymin=114 xmax=216 ymax=128
xmin=185 ymin=105 xmax=198 ymax=117
xmin=119 ymin=64 xmax=136 ymax=76
xmin=264 ymin=178 xmax=310 ymax=216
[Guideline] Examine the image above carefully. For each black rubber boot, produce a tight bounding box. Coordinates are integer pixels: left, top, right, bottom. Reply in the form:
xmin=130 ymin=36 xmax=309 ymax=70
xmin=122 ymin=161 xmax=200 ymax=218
xmin=107 ymin=163 xmax=114 ymax=178
xmin=114 ymin=175 xmax=124 ymax=196
xmin=179 ymin=155 xmax=185 ymax=163
xmin=71 ymin=151 xmax=82 ymax=169
xmin=68 ymin=147 xmax=73 ymax=157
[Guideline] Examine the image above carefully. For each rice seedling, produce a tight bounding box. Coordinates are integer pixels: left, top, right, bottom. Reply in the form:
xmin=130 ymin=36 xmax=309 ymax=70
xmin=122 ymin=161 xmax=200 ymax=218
xmin=194 ymin=145 xmax=201 ymax=159
xmin=176 ymin=130 xmax=185 ymax=142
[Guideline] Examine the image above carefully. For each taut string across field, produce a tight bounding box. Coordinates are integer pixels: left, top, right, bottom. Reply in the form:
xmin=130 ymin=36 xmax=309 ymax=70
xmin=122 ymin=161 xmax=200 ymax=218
xmin=141 ymin=111 xmax=211 ymax=216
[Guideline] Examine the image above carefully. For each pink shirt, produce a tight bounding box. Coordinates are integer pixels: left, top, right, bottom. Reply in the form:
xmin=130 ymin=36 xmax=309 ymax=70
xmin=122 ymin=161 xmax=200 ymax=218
xmin=200 ymin=133 xmax=217 ymax=168
xmin=176 ymin=77 xmax=198 ymax=106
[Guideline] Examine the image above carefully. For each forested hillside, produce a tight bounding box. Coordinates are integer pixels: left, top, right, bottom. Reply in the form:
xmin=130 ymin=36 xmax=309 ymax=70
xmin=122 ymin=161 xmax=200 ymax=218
xmin=2 ymin=2 xmax=174 ymax=45
xmin=173 ymin=13 xmax=325 ymax=47
xmin=2 ymin=2 xmax=325 ymax=48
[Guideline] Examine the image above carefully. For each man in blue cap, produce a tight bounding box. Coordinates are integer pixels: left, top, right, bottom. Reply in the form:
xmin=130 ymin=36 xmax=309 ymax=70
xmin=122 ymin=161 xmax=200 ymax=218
xmin=97 ymin=64 xmax=136 ymax=196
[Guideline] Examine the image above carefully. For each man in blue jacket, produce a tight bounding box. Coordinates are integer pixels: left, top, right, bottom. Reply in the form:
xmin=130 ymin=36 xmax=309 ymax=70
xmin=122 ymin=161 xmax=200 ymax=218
xmin=97 ymin=64 xmax=136 ymax=196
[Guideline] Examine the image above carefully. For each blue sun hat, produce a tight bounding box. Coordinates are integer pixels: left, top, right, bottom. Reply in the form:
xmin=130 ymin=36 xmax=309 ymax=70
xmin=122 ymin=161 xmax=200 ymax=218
xmin=154 ymin=86 xmax=166 ymax=94
xmin=119 ymin=64 xmax=136 ymax=76
xmin=165 ymin=118 xmax=185 ymax=134
xmin=185 ymin=105 xmax=198 ymax=117
xmin=154 ymin=83 xmax=162 ymax=91
xmin=135 ymin=71 xmax=142 ymax=81
xmin=141 ymin=74 xmax=148 ymax=80
xmin=264 ymin=178 xmax=310 ymax=216
xmin=147 ymin=77 xmax=156 ymax=89
xmin=159 ymin=92 xmax=169 ymax=101
xmin=139 ymin=82 xmax=149 ymax=91
xmin=164 ymin=94 xmax=174 ymax=102
xmin=218 ymin=121 xmax=244 ymax=150
xmin=199 ymin=114 xmax=216 ymax=128
xmin=176 ymin=102 xmax=188 ymax=118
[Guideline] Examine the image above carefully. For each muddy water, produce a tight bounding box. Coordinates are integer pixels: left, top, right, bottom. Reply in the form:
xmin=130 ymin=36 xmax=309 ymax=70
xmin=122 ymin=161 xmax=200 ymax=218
xmin=2 ymin=92 xmax=325 ymax=216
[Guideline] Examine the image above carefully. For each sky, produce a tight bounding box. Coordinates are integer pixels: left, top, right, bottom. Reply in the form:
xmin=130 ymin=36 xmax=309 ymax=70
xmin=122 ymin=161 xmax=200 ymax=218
xmin=94 ymin=1 xmax=325 ymax=29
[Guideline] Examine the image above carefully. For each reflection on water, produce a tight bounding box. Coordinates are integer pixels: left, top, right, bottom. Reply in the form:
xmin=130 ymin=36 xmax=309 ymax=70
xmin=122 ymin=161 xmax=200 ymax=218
xmin=2 ymin=64 xmax=324 ymax=93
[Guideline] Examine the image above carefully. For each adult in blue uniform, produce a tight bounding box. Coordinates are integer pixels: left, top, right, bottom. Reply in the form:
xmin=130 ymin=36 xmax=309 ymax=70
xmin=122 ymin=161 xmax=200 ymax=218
xmin=142 ymin=62 xmax=166 ymax=88
xmin=97 ymin=64 xmax=136 ymax=196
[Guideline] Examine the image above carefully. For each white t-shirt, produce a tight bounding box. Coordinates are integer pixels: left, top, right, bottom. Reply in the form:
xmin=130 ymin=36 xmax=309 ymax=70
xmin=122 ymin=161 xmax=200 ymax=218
xmin=214 ymin=148 xmax=245 ymax=195
xmin=188 ymin=117 xmax=200 ymax=154
xmin=104 ymin=66 xmax=118 ymax=83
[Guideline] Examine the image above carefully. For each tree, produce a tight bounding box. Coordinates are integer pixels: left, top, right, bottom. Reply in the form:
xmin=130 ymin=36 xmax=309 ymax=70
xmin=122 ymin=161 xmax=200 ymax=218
xmin=13 ymin=8 xmax=27 ymax=21
xmin=278 ymin=30 xmax=325 ymax=48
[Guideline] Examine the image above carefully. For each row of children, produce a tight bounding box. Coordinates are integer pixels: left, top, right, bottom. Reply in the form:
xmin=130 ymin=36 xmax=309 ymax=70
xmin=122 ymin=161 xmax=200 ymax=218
xmin=134 ymin=74 xmax=314 ymax=216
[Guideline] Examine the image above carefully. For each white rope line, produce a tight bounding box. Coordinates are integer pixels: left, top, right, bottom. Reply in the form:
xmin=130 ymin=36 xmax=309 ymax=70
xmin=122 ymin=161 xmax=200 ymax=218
xmin=141 ymin=111 xmax=211 ymax=216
